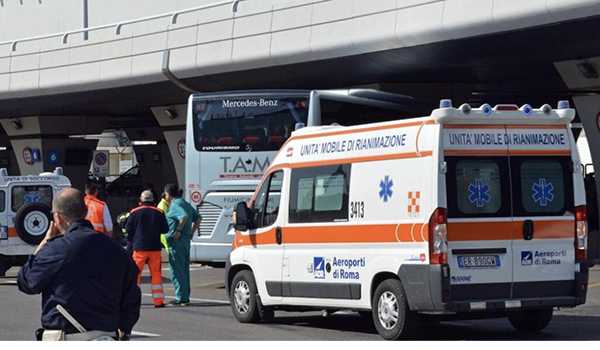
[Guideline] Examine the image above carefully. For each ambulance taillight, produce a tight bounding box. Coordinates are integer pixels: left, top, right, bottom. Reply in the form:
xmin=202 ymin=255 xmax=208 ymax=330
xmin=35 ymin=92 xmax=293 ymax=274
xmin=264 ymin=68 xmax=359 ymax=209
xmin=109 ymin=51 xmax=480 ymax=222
xmin=428 ymin=208 xmax=448 ymax=265
xmin=575 ymin=205 xmax=588 ymax=262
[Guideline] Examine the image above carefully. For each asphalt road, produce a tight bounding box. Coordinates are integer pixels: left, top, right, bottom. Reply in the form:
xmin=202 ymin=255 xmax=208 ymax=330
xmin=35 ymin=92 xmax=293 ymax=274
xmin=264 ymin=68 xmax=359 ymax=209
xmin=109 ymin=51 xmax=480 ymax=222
xmin=1 ymin=263 xmax=599 ymax=341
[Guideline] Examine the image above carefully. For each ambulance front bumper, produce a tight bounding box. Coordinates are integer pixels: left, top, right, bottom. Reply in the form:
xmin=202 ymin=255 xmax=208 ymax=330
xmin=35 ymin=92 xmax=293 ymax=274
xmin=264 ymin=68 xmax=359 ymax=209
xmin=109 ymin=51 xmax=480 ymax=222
xmin=398 ymin=263 xmax=588 ymax=313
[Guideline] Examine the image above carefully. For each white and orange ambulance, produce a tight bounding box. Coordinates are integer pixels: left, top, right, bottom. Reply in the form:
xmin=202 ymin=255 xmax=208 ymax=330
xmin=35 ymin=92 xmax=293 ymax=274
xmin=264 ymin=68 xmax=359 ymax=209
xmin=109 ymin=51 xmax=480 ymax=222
xmin=0 ymin=167 xmax=71 ymax=276
xmin=226 ymin=100 xmax=589 ymax=340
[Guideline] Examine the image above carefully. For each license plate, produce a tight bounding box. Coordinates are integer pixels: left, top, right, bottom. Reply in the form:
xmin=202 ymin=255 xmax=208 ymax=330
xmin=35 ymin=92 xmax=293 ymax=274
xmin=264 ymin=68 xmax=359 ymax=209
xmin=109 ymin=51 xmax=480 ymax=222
xmin=457 ymin=255 xmax=500 ymax=268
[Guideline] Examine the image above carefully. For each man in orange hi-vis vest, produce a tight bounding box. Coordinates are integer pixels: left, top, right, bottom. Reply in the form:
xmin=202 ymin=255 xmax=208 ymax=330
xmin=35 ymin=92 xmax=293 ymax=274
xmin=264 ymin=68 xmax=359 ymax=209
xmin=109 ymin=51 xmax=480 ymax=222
xmin=84 ymin=183 xmax=113 ymax=237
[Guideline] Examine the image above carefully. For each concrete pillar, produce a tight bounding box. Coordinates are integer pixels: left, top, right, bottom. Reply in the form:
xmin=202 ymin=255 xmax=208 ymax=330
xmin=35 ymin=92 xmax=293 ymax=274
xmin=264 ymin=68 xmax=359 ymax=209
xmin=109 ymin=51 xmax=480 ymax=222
xmin=0 ymin=116 xmax=106 ymax=190
xmin=150 ymin=104 xmax=187 ymax=187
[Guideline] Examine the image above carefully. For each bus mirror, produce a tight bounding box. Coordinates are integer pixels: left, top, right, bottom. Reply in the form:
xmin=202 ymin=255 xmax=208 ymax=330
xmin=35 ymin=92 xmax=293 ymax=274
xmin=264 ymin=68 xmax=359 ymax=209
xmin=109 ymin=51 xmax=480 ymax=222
xmin=294 ymin=122 xmax=306 ymax=130
xmin=234 ymin=202 xmax=252 ymax=231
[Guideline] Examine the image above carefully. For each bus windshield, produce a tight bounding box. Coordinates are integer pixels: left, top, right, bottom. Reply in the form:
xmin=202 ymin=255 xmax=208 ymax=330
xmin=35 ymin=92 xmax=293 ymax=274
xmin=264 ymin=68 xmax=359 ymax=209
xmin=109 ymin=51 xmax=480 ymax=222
xmin=193 ymin=96 xmax=309 ymax=152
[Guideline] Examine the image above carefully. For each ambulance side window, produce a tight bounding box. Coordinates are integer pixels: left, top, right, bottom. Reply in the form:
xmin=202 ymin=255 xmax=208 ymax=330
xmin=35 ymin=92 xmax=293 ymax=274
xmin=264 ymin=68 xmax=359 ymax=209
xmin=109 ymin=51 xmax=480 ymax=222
xmin=289 ymin=164 xmax=350 ymax=223
xmin=0 ymin=191 xmax=4 ymax=212
xmin=252 ymin=171 xmax=283 ymax=229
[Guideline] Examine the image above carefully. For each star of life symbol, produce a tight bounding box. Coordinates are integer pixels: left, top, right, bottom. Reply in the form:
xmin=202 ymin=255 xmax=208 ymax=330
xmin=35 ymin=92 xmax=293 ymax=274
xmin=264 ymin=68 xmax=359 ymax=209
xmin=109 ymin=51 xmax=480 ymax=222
xmin=379 ymin=176 xmax=393 ymax=202
xmin=468 ymin=179 xmax=491 ymax=208
xmin=532 ymin=178 xmax=554 ymax=207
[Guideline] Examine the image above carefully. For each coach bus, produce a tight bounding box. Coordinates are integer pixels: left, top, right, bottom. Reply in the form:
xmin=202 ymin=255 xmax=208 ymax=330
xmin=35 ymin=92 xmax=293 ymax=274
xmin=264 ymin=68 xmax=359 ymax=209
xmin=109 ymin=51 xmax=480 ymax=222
xmin=185 ymin=89 xmax=414 ymax=265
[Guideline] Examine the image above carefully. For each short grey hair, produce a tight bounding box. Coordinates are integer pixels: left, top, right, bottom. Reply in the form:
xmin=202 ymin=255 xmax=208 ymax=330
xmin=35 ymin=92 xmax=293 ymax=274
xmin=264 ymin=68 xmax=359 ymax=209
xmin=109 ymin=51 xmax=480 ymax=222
xmin=53 ymin=187 xmax=88 ymax=223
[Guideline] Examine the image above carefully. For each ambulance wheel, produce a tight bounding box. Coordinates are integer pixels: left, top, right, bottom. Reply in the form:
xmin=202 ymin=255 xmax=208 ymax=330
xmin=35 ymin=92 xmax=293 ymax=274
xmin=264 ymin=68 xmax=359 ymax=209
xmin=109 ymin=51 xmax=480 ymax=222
xmin=230 ymin=270 xmax=261 ymax=323
xmin=0 ymin=258 xmax=8 ymax=277
xmin=372 ymin=279 xmax=416 ymax=340
xmin=508 ymin=308 xmax=553 ymax=333
xmin=15 ymin=203 xmax=52 ymax=246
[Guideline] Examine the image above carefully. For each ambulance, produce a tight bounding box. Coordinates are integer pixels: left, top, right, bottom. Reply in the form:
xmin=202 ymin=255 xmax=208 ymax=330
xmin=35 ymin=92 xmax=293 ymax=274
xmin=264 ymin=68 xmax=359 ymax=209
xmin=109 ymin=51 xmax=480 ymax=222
xmin=0 ymin=167 xmax=71 ymax=276
xmin=226 ymin=100 xmax=589 ymax=340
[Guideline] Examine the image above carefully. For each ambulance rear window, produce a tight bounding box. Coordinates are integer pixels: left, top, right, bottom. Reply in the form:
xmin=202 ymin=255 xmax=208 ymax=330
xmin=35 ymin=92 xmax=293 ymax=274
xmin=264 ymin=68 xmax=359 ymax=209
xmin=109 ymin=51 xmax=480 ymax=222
xmin=512 ymin=157 xmax=572 ymax=216
xmin=11 ymin=185 xmax=53 ymax=212
xmin=0 ymin=191 xmax=4 ymax=212
xmin=447 ymin=158 xmax=510 ymax=218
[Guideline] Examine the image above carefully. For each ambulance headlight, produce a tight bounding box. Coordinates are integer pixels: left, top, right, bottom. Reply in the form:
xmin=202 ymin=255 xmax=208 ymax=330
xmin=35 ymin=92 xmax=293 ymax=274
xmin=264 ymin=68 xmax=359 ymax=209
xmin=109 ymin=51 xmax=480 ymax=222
xmin=520 ymin=104 xmax=533 ymax=116
xmin=481 ymin=103 xmax=492 ymax=116
xmin=558 ymin=100 xmax=570 ymax=110
xmin=439 ymin=99 xmax=453 ymax=108
xmin=541 ymin=104 xmax=552 ymax=115
xmin=459 ymin=103 xmax=471 ymax=114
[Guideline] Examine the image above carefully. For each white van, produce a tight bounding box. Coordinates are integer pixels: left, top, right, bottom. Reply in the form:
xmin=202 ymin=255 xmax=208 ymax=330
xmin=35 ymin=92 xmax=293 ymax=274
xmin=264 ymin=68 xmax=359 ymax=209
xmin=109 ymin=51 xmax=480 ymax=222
xmin=226 ymin=100 xmax=589 ymax=340
xmin=0 ymin=168 xmax=71 ymax=276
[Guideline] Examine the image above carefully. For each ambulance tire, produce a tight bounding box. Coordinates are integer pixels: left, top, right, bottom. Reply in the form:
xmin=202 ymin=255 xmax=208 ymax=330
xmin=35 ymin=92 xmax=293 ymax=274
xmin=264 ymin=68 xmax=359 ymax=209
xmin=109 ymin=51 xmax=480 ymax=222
xmin=372 ymin=279 xmax=417 ymax=340
xmin=0 ymin=259 xmax=8 ymax=277
xmin=508 ymin=308 xmax=553 ymax=333
xmin=15 ymin=203 xmax=52 ymax=246
xmin=230 ymin=270 xmax=262 ymax=323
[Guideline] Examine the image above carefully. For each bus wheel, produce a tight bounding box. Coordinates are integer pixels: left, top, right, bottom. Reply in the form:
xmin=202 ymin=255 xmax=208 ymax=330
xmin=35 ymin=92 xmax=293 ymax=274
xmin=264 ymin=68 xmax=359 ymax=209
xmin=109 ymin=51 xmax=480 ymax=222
xmin=508 ymin=308 xmax=553 ymax=333
xmin=230 ymin=270 xmax=260 ymax=323
xmin=372 ymin=279 xmax=416 ymax=340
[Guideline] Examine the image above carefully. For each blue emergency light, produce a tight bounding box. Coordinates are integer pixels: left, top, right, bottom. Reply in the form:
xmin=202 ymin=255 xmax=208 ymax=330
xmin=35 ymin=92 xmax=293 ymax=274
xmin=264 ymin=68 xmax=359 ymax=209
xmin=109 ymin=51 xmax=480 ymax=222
xmin=558 ymin=100 xmax=570 ymax=110
xmin=439 ymin=99 xmax=453 ymax=108
xmin=521 ymin=104 xmax=533 ymax=116
xmin=481 ymin=103 xmax=492 ymax=116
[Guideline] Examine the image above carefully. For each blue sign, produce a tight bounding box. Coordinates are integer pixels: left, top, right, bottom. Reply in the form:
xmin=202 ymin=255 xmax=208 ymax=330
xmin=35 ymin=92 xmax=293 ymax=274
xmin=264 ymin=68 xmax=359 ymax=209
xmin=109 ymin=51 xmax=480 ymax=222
xmin=47 ymin=150 xmax=59 ymax=165
xmin=468 ymin=179 xmax=491 ymax=208
xmin=313 ymin=257 xmax=325 ymax=279
xmin=31 ymin=148 xmax=41 ymax=162
xmin=532 ymin=178 xmax=554 ymax=207
xmin=378 ymin=176 xmax=393 ymax=202
xmin=521 ymin=251 xmax=533 ymax=266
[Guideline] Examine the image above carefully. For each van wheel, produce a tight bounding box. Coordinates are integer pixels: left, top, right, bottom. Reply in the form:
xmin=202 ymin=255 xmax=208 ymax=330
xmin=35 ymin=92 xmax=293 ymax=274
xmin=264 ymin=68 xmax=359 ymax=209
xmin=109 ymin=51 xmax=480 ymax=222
xmin=372 ymin=279 xmax=416 ymax=340
xmin=15 ymin=203 xmax=52 ymax=245
xmin=508 ymin=308 xmax=553 ymax=333
xmin=230 ymin=270 xmax=261 ymax=323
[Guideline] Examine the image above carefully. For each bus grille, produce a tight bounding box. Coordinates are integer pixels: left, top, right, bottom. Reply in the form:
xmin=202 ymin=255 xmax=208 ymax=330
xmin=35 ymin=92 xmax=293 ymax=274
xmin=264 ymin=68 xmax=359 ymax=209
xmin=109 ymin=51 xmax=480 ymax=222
xmin=197 ymin=202 xmax=222 ymax=237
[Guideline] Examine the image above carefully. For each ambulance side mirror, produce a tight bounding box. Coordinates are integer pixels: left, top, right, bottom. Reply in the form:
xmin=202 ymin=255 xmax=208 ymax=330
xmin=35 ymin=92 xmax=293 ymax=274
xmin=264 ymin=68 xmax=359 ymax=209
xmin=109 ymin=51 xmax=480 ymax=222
xmin=233 ymin=202 xmax=253 ymax=231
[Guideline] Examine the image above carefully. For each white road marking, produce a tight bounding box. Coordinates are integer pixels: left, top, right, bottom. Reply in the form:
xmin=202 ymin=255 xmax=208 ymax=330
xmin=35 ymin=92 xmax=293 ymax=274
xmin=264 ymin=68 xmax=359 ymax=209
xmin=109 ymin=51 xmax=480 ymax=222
xmin=0 ymin=280 xmax=17 ymax=285
xmin=131 ymin=331 xmax=161 ymax=338
xmin=141 ymin=293 xmax=229 ymax=305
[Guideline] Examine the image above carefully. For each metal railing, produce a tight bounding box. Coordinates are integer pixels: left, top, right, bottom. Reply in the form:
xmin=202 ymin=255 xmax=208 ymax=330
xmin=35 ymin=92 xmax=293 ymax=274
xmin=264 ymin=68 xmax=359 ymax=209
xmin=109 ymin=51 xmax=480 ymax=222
xmin=1 ymin=0 xmax=244 ymax=52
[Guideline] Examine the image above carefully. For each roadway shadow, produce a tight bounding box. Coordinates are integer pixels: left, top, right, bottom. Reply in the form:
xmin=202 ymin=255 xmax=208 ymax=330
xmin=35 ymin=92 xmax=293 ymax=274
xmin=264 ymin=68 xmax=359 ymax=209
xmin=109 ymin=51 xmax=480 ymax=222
xmin=140 ymin=301 xmax=229 ymax=309
xmin=269 ymin=313 xmax=600 ymax=340
xmin=140 ymin=276 xmax=171 ymax=284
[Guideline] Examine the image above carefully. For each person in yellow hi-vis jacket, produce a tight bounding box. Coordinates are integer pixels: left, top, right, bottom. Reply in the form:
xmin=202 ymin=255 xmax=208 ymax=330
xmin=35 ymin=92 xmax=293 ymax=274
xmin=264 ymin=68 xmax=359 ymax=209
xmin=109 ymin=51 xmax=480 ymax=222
xmin=157 ymin=194 xmax=169 ymax=249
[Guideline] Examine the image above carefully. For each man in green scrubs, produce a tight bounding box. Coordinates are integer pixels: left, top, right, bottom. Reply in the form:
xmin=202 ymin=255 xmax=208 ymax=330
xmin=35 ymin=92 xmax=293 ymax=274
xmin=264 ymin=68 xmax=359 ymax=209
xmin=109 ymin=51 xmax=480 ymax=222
xmin=163 ymin=184 xmax=199 ymax=306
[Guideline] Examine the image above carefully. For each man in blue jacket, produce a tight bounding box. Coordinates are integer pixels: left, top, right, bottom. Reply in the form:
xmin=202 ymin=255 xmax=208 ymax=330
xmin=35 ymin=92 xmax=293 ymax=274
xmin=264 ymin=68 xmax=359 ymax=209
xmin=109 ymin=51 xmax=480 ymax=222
xmin=17 ymin=188 xmax=141 ymax=340
xmin=126 ymin=190 xmax=169 ymax=308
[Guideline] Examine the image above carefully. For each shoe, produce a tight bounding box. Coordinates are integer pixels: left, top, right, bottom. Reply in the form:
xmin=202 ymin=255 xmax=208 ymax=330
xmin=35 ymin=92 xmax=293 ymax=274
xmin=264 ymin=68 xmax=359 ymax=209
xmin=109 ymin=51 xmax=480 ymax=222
xmin=154 ymin=303 xmax=165 ymax=308
xmin=180 ymin=301 xmax=190 ymax=306
xmin=167 ymin=300 xmax=184 ymax=307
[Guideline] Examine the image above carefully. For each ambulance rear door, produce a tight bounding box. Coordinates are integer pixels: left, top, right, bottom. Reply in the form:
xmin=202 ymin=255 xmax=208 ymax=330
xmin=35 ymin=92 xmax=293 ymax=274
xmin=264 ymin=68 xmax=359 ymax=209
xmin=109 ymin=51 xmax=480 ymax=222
xmin=507 ymin=126 xmax=576 ymax=299
xmin=443 ymin=125 xmax=514 ymax=301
